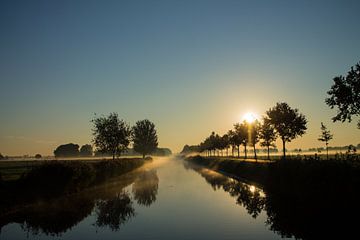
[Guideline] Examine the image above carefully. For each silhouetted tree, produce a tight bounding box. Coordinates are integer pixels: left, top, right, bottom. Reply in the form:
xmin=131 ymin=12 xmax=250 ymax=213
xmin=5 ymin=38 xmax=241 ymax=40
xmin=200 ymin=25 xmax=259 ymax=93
xmin=235 ymin=121 xmax=249 ymax=159
xmin=132 ymin=119 xmax=158 ymax=159
xmin=79 ymin=144 xmax=93 ymax=157
xmin=207 ymin=132 xmax=217 ymax=156
xmin=230 ymin=126 xmax=243 ymax=158
xmin=325 ymin=62 xmax=360 ymax=129
xmin=35 ymin=154 xmax=42 ymax=159
xmin=222 ymin=134 xmax=230 ymax=156
xmin=92 ymin=113 xmax=131 ymax=160
xmin=266 ymin=102 xmax=307 ymax=160
xmin=181 ymin=145 xmax=200 ymax=154
xmin=0 ymin=153 xmax=5 ymax=160
xmin=54 ymin=143 xmax=79 ymax=157
xmin=318 ymin=122 xmax=333 ymax=160
xmin=214 ymin=133 xmax=222 ymax=156
xmin=227 ymin=130 xmax=237 ymax=157
xmin=259 ymin=117 xmax=277 ymax=160
xmin=249 ymin=120 xmax=260 ymax=160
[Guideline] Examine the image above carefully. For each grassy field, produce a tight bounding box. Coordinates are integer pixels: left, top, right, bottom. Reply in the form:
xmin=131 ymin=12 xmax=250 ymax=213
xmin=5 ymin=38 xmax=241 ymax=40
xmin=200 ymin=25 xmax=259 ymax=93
xmin=196 ymin=151 xmax=360 ymax=161
xmin=0 ymin=157 xmax=137 ymax=181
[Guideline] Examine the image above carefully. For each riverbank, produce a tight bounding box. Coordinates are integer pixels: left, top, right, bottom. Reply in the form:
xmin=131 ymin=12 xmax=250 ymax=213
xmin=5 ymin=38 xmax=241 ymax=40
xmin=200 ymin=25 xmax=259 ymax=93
xmin=185 ymin=155 xmax=360 ymax=239
xmin=0 ymin=158 xmax=151 ymax=215
xmin=184 ymin=156 xmax=269 ymax=187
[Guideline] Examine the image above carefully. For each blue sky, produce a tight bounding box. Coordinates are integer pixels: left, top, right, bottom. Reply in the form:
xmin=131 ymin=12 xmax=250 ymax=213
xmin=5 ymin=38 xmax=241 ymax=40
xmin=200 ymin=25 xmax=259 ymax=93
xmin=1 ymin=0 xmax=359 ymax=155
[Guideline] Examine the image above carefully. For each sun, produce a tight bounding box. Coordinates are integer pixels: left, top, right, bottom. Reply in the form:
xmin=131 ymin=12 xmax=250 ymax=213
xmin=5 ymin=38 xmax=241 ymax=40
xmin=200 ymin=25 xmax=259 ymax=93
xmin=243 ymin=112 xmax=257 ymax=123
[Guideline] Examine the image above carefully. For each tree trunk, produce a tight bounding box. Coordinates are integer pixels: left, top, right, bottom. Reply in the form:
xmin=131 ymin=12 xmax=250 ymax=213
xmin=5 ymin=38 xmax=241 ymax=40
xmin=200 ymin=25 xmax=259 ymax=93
xmin=244 ymin=144 xmax=247 ymax=159
xmin=112 ymin=150 xmax=115 ymax=160
xmin=226 ymin=148 xmax=228 ymax=157
xmin=143 ymin=153 xmax=145 ymax=159
xmin=282 ymin=139 xmax=286 ymax=160
xmin=267 ymin=145 xmax=270 ymax=160
xmin=237 ymin=145 xmax=240 ymax=158
xmin=326 ymin=142 xmax=329 ymax=160
xmin=254 ymin=144 xmax=257 ymax=161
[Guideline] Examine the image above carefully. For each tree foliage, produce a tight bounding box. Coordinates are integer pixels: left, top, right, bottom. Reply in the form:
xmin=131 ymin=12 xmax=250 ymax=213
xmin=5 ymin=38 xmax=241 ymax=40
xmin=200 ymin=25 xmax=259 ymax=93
xmin=80 ymin=144 xmax=93 ymax=157
xmin=54 ymin=143 xmax=80 ymax=157
xmin=259 ymin=117 xmax=277 ymax=159
xmin=92 ymin=113 xmax=131 ymax=160
xmin=132 ymin=119 xmax=158 ymax=158
xmin=266 ymin=102 xmax=307 ymax=159
xmin=318 ymin=122 xmax=333 ymax=160
xmin=325 ymin=62 xmax=360 ymax=129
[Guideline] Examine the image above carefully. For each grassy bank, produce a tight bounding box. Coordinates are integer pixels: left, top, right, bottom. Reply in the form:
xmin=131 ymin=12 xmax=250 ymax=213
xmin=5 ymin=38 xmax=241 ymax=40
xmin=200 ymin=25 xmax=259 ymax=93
xmin=185 ymin=156 xmax=270 ymax=186
xmin=0 ymin=158 xmax=151 ymax=213
xmin=185 ymin=155 xmax=360 ymax=239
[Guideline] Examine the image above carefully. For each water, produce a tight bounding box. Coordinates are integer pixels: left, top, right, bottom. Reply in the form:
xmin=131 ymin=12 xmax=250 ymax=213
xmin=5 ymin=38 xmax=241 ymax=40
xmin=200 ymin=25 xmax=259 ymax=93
xmin=0 ymin=157 xmax=292 ymax=239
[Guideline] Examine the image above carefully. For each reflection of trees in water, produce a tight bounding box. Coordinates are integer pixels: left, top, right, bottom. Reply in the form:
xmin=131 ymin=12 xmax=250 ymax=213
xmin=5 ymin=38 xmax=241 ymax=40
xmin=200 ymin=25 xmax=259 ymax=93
xmin=0 ymin=170 xmax=141 ymax=236
xmin=0 ymin=195 xmax=95 ymax=237
xmin=185 ymin=162 xmax=266 ymax=219
xmin=185 ymin=160 xmax=360 ymax=239
xmin=95 ymin=192 xmax=135 ymax=231
xmin=0 ymin=169 xmax=160 ymax=236
xmin=132 ymin=170 xmax=159 ymax=206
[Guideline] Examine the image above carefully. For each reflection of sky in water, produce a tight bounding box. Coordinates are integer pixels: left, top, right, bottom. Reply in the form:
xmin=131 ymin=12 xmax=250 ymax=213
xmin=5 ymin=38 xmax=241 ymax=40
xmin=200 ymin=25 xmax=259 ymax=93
xmin=0 ymin=157 xmax=290 ymax=240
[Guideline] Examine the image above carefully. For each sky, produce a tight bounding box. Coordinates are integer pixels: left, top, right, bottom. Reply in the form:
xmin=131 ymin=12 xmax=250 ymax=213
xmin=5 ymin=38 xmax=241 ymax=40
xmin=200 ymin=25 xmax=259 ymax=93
xmin=0 ymin=0 xmax=360 ymax=156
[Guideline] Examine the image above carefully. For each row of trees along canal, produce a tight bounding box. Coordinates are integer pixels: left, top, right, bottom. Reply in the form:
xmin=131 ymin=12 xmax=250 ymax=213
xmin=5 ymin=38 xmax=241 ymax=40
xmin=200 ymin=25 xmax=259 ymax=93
xmin=196 ymin=102 xmax=307 ymax=161
xmin=54 ymin=114 xmax=161 ymax=160
xmin=191 ymin=61 xmax=360 ymax=161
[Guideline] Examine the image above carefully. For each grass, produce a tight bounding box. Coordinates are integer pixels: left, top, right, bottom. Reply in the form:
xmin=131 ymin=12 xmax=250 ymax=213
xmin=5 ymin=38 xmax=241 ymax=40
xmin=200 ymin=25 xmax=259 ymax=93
xmin=0 ymin=157 xmax=139 ymax=182
xmin=0 ymin=161 xmax=41 ymax=181
xmin=0 ymin=157 xmax=151 ymax=212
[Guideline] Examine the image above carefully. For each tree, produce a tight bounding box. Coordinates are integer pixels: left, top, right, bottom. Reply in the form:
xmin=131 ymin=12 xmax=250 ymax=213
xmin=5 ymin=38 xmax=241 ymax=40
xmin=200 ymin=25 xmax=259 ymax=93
xmin=248 ymin=120 xmax=260 ymax=161
xmin=227 ymin=130 xmax=237 ymax=157
xmin=318 ymin=122 xmax=333 ymax=160
xmin=221 ymin=134 xmax=230 ymax=156
xmin=0 ymin=153 xmax=4 ymax=160
xmin=234 ymin=121 xmax=249 ymax=159
xmin=54 ymin=143 xmax=80 ymax=157
xmin=259 ymin=117 xmax=277 ymax=160
xmin=80 ymin=144 xmax=93 ymax=157
xmin=325 ymin=62 xmax=360 ymax=129
xmin=232 ymin=125 xmax=244 ymax=158
xmin=92 ymin=113 xmax=131 ymax=160
xmin=132 ymin=119 xmax=158 ymax=159
xmin=266 ymin=102 xmax=307 ymax=160
xmin=35 ymin=154 xmax=42 ymax=159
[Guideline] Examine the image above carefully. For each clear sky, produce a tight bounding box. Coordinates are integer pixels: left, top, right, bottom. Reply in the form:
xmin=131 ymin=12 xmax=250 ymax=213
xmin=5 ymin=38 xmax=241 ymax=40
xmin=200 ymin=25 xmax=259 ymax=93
xmin=1 ymin=0 xmax=359 ymax=156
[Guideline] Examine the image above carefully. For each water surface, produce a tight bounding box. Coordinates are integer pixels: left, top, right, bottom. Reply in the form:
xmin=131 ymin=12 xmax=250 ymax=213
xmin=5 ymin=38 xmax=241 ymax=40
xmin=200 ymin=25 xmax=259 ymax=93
xmin=0 ymin=157 xmax=291 ymax=239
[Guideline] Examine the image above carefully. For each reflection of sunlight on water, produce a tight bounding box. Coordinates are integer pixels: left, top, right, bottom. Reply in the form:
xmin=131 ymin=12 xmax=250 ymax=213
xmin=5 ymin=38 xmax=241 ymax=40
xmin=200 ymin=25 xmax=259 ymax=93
xmin=250 ymin=185 xmax=256 ymax=193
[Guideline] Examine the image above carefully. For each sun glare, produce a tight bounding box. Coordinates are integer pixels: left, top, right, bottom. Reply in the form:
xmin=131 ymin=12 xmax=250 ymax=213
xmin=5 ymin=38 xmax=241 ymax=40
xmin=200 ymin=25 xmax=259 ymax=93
xmin=243 ymin=112 xmax=256 ymax=123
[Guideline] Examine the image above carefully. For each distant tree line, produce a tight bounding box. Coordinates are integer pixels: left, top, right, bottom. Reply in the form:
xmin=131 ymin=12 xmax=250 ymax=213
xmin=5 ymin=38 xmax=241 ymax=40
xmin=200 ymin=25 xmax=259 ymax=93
xmin=53 ymin=114 xmax=168 ymax=159
xmin=183 ymin=102 xmax=307 ymax=160
xmin=54 ymin=143 xmax=93 ymax=158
